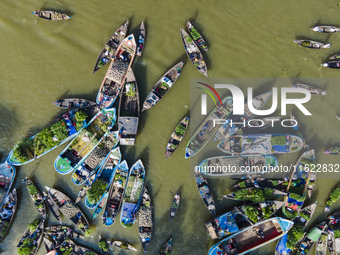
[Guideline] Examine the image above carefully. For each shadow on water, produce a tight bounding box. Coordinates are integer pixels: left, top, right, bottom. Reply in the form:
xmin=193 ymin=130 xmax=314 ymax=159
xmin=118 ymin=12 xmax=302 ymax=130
xmin=188 ymin=9 xmax=199 ymax=23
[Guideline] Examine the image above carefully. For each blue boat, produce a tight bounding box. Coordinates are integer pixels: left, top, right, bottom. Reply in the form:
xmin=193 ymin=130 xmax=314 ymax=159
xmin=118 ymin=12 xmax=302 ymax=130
xmin=120 ymin=159 xmax=145 ymax=228
xmin=0 ymin=163 xmax=16 ymax=208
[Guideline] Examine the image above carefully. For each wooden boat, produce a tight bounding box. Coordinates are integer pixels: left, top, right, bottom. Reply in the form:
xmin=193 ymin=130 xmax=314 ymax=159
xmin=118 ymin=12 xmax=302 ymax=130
xmin=93 ymin=20 xmax=129 ymax=73
xmin=102 ymin=160 xmax=129 ymax=226
xmin=107 ymin=240 xmax=137 ymax=251
xmin=43 ymin=237 xmax=55 ymax=253
xmin=52 ymin=98 xmax=96 ymax=109
xmin=186 ymin=21 xmax=208 ymax=51
xmin=330 ymin=53 xmax=340 ymax=60
xmin=75 ymin=174 xmax=96 ymax=204
xmin=195 ymin=172 xmax=216 ymax=216
xmin=43 ymin=191 xmax=62 ymax=224
xmin=324 ymin=185 xmax=340 ymax=212
xmin=96 ymin=34 xmax=136 ymax=108
xmin=0 ymin=163 xmax=15 ymax=207
xmin=44 ymin=225 xmax=84 ymax=240
xmin=292 ymin=82 xmax=326 ymax=95
xmin=71 ymin=131 xmax=119 ymax=185
xmin=208 ymin=217 xmax=293 ymax=255
xmin=316 ymin=233 xmax=328 ymax=255
xmin=136 ymin=21 xmax=146 ymax=56
xmin=7 ymin=109 xmax=87 ymax=166
xmin=217 ymin=133 xmax=304 ymax=155
xmin=17 ymin=219 xmax=44 ymax=255
xmin=296 ymin=222 xmax=327 ymax=255
xmin=324 ymin=146 xmax=340 ymax=154
xmin=180 ymin=28 xmax=207 ymax=76
xmin=120 ymin=159 xmax=145 ymax=228
xmin=321 ymin=61 xmax=340 ymax=68
xmin=142 ymin=62 xmax=184 ymax=112
xmin=92 ymin=192 xmax=109 ymax=219
xmin=197 ymin=155 xmax=279 ymax=176
xmin=310 ymin=26 xmax=340 ymax=33
xmin=294 ymin=40 xmax=331 ymax=49
xmin=85 ymin=146 xmax=121 ymax=208
xmin=158 ymin=237 xmax=172 ymax=255
xmin=45 ymin=186 xmax=91 ymax=236
xmin=165 ymin=116 xmax=189 ymax=159
xmin=54 ymin=108 xmax=116 ymax=175
xmin=138 ymin=187 xmax=153 ymax=253
xmin=224 ymin=187 xmax=287 ymax=202
xmin=169 ymin=191 xmax=180 ymax=222
xmin=0 ymin=189 xmax=17 ymax=242
xmin=22 ymin=177 xmax=46 ymax=218
xmin=185 ymin=96 xmax=233 ymax=159
xmin=206 ymin=200 xmax=285 ymax=239
xmin=233 ymin=179 xmax=284 ymax=189
xmin=118 ymin=68 xmax=140 ymax=145
xmin=326 ymin=209 xmax=340 ymax=255
xmin=32 ymin=10 xmax=70 ymax=21
xmin=99 ymin=235 xmax=110 ymax=255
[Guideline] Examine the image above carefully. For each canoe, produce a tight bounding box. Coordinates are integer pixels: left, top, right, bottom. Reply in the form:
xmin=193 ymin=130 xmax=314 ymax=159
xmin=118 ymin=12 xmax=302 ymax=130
xmin=44 ymin=225 xmax=84 ymax=240
xmin=0 ymin=163 xmax=15 ymax=207
xmin=316 ymin=233 xmax=328 ymax=255
xmin=102 ymin=160 xmax=129 ymax=226
xmin=310 ymin=26 xmax=340 ymax=33
xmin=54 ymin=108 xmax=116 ymax=175
xmin=136 ymin=21 xmax=146 ymax=56
xmin=233 ymin=179 xmax=284 ymax=189
xmin=120 ymin=159 xmax=145 ymax=228
xmin=217 ymin=133 xmax=304 ymax=155
xmin=292 ymin=82 xmax=326 ymax=95
xmin=75 ymin=174 xmax=96 ymax=204
xmin=324 ymin=146 xmax=340 ymax=154
xmin=294 ymin=40 xmax=331 ymax=49
xmin=0 ymin=189 xmax=17 ymax=242
xmin=45 ymin=186 xmax=91 ymax=236
xmin=197 ymin=155 xmax=279 ymax=176
xmin=85 ymin=146 xmax=121 ymax=208
xmin=96 ymin=34 xmax=136 ymax=108
xmin=43 ymin=191 xmax=62 ymax=224
xmin=22 ymin=177 xmax=46 ymax=219
xmin=185 ymin=96 xmax=233 ymax=159
xmin=213 ymin=91 xmax=272 ymax=141
xmin=118 ymin=68 xmax=140 ymax=145
xmin=321 ymin=61 xmax=340 ymax=68
xmin=99 ymin=235 xmax=110 ymax=255
xmin=142 ymin=62 xmax=184 ymax=112
xmin=195 ymin=172 xmax=216 ymax=216
xmin=296 ymin=222 xmax=327 ymax=255
xmin=71 ymin=131 xmax=119 ymax=185
xmin=138 ymin=187 xmax=153 ymax=254
xmin=92 ymin=191 xmax=109 ymax=220
xmin=158 ymin=237 xmax=172 ymax=255
xmin=32 ymin=10 xmax=70 ymax=21
xmin=107 ymin=240 xmax=137 ymax=251
xmin=93 ymin=20 xmax=129 ymax=73
xmin=224 ymin=187 xmax=287 ymax=202
xmin=165 ymin=116 xmax=189 ymax=159
xmin=7 ymin=109 xmax=87 ymax=166
xmin=209 ymin=217 xmax=293 ymax=255
xmin=17 ymin=219 xmax=44 ymax=255
xmin=169 ymin=191 xmax=180 ymax=222
xmin=180 ymin=28 xmax=207 ymax=76
xmin=186 ymin=21 xmax=208 ymax=51
xmin=52 ymin=98 xmax=96 ymax=109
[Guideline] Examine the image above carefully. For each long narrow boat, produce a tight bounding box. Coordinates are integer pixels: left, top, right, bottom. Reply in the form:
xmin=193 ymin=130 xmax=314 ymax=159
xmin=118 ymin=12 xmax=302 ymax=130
xmin=142 ymin=62 xmax=184 ymax=112
xmin=43 ymin=191 xmax=62 ymax=224
xmin=217 ymin=133 xmax=304 ymax=155
xmin=180 ymin=28 xmax=207 ymax=76
xmin=96 ymin=34 xmax=136 ymax=108
xmin=7 ymin=109 xmax=88 ymax=166
xmin=107 ymin=239 xmax=137 ymax=251
xmin=99 ymin=235 xmax=110 ymax=255
xmin=93 ymin=20 xmax=129 ymax=73
xmin=136 ymin=21 xmax=146 ymax=56
xmin=71 ymin=131 xmax=119 ymax=185
xmin=53 ymin=98 xmax=96 ymax=109
xmin=195 ymin=172 xmax=215 ymax=216
xmin=45 ymin=186 xmax=91 ymax=236
xmin=0 ymin=189 xmax=17 ymax=242
xmin=73 ymin=239 xmax=100 ymax=255
xmin=292 ymin=82 xmax=326 ymax=95
xmin=330 ymin=53 xmax=340 ymax=60
xmin=186 ymin=21 xmax=208 ymax=51
xmin=197 ymin=155 xmax=279 ymax=176
xmin=326 ymin=210 xmax=340 ymax=254
xmin=139 ymin=187 xmax=153 ymax=254
xmin=92 ymin=192 xmax=109 ymax=220
xmin=324 ymin=146 xmax=340 ymax=154
xmin=213 ymin=91 xmax=272 ymax=141
xmin=17 ymin=219 xmax=44 ymax=255
xmin=321 ymin=61 xmax=340 ymax=68
xmin=294 ymin=40 xmax=331 ymax=49
xmin=45 ymin=225 xmax=84 ymax=240
xmin=316 ymin=233 xmax=328 ymax=255
xmin=296 ymin=222 xmax=327 ymax=255
xmin=54 ymin=108 xmax=116 ymax=175
xmin=324 ymin=185 xmax=340 ymax=212
xmin=120 ymin=159 xmax=145 ymax=228
xmin=233 ymin=178 xmax=284 ymax=189
xmin=0 ymin=163 xmax=15 ymax=207
xmin=158 ymin=237 xmax=172 ymax=255
xmin=209 ymin=217 xmax=294 ymax=255
xmin=224 ymin=187 xmax=287 ymax=202
xmin=22 ymin=177 xmax=46 ymax=218
xmin=169 ymin=191 xmax=180 ymax=222
xmin=118 ymin=68 xmax=140 ymax=145
xmin=85 ymin=146 xmax=121 ymax=208
xmin=102 ymin=160 xmax=129 ymax=226
xmin=185 ymin=96 xmax=233 ymax=159
xmin=75 ymin=174 xmax=96 ymax=204
xmin=32 ymin=10 xmax=70 ymax=21
xmin=310 ymin=26 xmax=340 ymax=33
xmin=165 ymin=116 xmax=189 ymax=159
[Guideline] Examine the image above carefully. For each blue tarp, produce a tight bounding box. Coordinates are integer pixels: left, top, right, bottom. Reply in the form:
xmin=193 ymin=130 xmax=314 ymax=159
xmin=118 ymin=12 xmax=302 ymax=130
xmin=121 ymin=202 xmax=137 ymax=224
xmin=276 ymin=233 xmax=291 ymax=254
xmin=216 ymin=212 xmax=239 ymax=237
xmin=272 ymin=145 xmax=289 ymax=152
xmin=287 ymin=196 xmax=304 ymax=207
xmin=65 ymin=117 xmax=77 ymax=136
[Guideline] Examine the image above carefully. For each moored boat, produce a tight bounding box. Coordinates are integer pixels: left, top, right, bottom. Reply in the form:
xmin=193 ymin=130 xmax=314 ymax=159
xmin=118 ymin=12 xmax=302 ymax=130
xmin=180 ymin=28 xmax=207 ymax=76
xmin=292 ymin=82 xmax=326 ymax=95
xmin=99 ymin=235 xmax=110 ymax=255
xmin=169 ymin=191 xmax=180 ymax=222
xmin=330 ymin=53 xmax=340 ymax=60
xmin=43 ymin=191 xmax=62 ymax=224
xmin=316 ymin=232 xmax=328 ymax=255
xmin=75 ymin=174 xmax=96 ymax=204
xmin=165 ymin=116 xmax=189 ymax=159
xmin=142 ymin=62 xmax=184 ymax=112
xmin=296 ymin=222 xmax=327 ymax=255
xmin=0 ymin=163 xmax=15 ymax=207
xmin=310 ymin=26 xmax=340 ymax=33
xmin=325 ymin=185 xmax=340 ymax=212
xmin=92 ymin=191 xmax=109 ymax=220
xmin=0 ymin=189 xmax=17 ymax=242
xmin=32 ymin=10 xmax=70 ymax=21
xmin=136 ymin=21 xmax=146 ymax=56
xmin=294 ymin=40 xmax=331 ymax=49
xmin=195 ymin=172 xmax=215 ymax=216
xmin=44 ymin=225 xmax=84 ymax=240
xmin=93 ymin=20 xmax=129 ymax=73
xmin=138 ymin=187 xmax=153 ymax=253
xmin=107 ymin=239 xmax=137 ymax=251
xmin=224 ymin=187 xmax=287 ymax=202
xmin=324 ymin=146 xmax=340 ymax=155
xmin=186 ymin=21 xmax=208 ymax=51
xmin=43 ymin=237 xmax=55 ymax=253
xmin=17 ymin=219 xmax=44 ymax=255
xmin=96 ymin=34 xmax=136 ymax=108
xmin=321 ymin=61 xmax=340 ymax=68
xmin=158 ymin=237 xmax=172 ymax=255
xmin=52 ymin=98 xmax=96 ymax=109
xmin=233 ymin=178 xmax=284 ymax=189
xmin=22 ymin=177 xmax=46 ymax=218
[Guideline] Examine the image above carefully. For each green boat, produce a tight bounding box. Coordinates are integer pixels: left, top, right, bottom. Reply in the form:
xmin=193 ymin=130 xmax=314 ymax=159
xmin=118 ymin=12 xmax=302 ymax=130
xmin=17 ymin=219 xmax=44 ymax=255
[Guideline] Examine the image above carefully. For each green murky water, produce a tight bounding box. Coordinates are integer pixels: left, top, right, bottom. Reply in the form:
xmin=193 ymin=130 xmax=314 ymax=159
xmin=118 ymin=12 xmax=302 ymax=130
xmin=2 ymin=0 xmax=340 ymax=254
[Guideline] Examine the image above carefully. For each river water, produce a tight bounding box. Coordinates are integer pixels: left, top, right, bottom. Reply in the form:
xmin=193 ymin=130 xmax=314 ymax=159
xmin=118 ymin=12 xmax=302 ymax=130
xmin=1 ymin=0 xmax=340 ymax=254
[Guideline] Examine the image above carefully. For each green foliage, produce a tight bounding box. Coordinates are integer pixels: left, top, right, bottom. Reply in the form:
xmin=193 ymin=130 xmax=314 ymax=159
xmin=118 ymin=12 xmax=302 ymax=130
xmin=246 ymin=139 xmax=253 ymax=143
xmin=18 ymin=238 xmax=35 ymax=255
xmin=120 ymin=242 xmax=128 ymax=249
xmin=270 ymin=135 xmax=286 ymax=146
xmin=271 ymin=180 xmax=278 ymax=186
xmin=190 ymin=27 xmax=201 ymax=41
xmin=51 ymin=120 xmax=68 ymax=142
xmin=85 ymin=228 xmax=93 ymax=237
xmin=1 ymin=227 xmax=7 ymax=235
xmin=289 ymin=193 xmax=306 ymax=202
xmin=334 ymin=229 xmax=340 ymax=238
xmin=238 ymin=181 xmax=246 ymax=188
xmin=299 ymin=212 xmax=310 ymax=221
xmin=126 ymin=83 xmax=136 ymax=97
xmin=99 ymin=240 xmax=109 ymax=251
xmin=327 ymin=199 xmax=332 ymax=206
xmin=78 ymin=223 xmax=85 ymax=230
xmin=175 ymin=124 xmax=186 ymax=136
xmin=28 ymin=219 xmax=39 ymax=232
xmin=261 ymin=206 xmax=272 ymax=219
xmin=33 ymin=127 xmax=59 ymax=156
xmin=233 ymin=188 xmax=275 ymax=202
xmin=27 ymin=184 xmax=38 ymax=196
xmin=36 ymin=204 xmax=44 ymax=209
xmin=63 ymin=248 xmax=73 ymax=255
xmin=330 ymin=186 xmax=340 ymax=203
xmin=284 ymin=209 xmax=298 ymax=220
xmin=243 ymin=205 xmax=259 ymax=223
xmin=186 ymin=36 xmax=192 ymax=43
xmin=75 ymin=111 xmax=88 ymax=122
xmin=87 ymin=179 xmax=108 ymax=205
xmin=13 ymin=139 xmax=33 ymax=163
xmin=287 ymin=225 xmax=304 ymax=249
xmin=85 ymin=251 xmax=96 ymax=255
